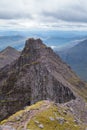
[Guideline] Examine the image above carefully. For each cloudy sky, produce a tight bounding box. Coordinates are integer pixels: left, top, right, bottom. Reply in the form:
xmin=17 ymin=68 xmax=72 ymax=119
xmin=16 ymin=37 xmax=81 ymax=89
xmin=0 ymin=0 xmax=87 ymax=30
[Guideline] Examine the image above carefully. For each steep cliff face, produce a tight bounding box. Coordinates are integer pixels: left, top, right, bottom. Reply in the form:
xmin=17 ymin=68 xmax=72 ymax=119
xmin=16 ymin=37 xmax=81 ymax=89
xmin=16 ymin=38 xmax=75 ymax=104
xmin=0 ymin=38 xmax=87 ymax=121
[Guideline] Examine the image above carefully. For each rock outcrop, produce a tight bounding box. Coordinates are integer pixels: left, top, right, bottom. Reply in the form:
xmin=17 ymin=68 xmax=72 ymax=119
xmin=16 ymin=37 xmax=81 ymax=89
xmin=0 ymin=38 xmax=87 ymax=121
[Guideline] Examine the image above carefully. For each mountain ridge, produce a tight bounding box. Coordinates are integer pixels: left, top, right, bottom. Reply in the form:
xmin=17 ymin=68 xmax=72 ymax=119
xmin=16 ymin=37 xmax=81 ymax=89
xmin=0 ymin=38 xmax=87 ymax=121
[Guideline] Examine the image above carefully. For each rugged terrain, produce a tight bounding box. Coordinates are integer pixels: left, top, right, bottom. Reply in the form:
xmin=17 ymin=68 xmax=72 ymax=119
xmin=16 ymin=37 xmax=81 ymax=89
xmin=0 ymin=100 xmax=87 ymax=130
xmin=0 ymin=38 xmax=87 ymax=121
xmin=0 ymin=46 xmax=20 ymax=68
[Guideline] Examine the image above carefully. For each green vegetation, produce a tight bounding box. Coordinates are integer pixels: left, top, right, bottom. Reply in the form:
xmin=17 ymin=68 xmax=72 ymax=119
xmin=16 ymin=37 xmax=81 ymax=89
xmin=27 ymin=104 xmax=84 ymax=130
xmin=0 ymin=101 xmax=44 ymax=125
xmin=0 ymin=101 xmax=86 ymax=130
xmin=68 ymin=77 xmax=87 ymax=102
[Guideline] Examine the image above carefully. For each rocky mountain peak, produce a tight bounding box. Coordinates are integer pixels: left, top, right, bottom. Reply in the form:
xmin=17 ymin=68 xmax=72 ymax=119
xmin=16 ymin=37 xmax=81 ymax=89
xmin=1 ymin=46 xmax=17 ymax=54
xmin=23 ymin=38 xmax=46 ymax=52
xmin=19 ymin=38 xmax=51 ymax=66
xmin=4 ymin=46 xmax=13 ymax=50
xmin=0 ymin=38 xmax=87 ymax=121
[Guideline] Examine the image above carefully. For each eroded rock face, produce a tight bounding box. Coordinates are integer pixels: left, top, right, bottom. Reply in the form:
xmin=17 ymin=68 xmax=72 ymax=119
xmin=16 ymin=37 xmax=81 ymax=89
xmin=0 ymin=38 xmax=82 ymax=121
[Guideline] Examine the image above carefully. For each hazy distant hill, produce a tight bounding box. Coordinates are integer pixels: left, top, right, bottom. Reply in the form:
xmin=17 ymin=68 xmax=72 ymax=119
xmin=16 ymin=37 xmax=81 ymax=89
xmin=0 ymin=35 xmax=26 ymax=50
xmin=0 ymin=46 xmax=20 ymax=68
xmin=58 ymin=39 xmax=87 ymax=81
xmin=0 ymin=30 xmax=87 ymax=51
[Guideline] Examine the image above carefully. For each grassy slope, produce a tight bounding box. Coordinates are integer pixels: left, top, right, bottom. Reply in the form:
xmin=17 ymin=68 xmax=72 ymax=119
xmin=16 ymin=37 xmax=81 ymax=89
xmin=0 ymin=101 xmax=87 ymax=130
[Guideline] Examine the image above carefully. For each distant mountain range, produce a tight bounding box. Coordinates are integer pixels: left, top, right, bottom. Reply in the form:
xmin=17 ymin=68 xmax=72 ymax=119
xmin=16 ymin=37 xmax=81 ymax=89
xmin=0 ymin=30 xmax=87 ymax=51
xmin=0 ymin=35 xmax=26 ymax=50
xmin=58 ymin=39 xmax=87 ymax=81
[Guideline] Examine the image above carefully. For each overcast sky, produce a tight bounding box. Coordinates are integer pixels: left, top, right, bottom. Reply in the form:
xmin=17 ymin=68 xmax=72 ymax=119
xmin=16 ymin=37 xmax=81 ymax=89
xmin=0 ymin=0 xmax=87 ymax=30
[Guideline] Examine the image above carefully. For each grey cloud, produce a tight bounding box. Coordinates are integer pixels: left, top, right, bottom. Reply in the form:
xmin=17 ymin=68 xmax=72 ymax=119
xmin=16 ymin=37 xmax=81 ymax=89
xmin=42 ymin=7 xmax=87 ymax=23
xmin=0 ymin=0 xmax=87 ymax=29
xmin=0 ymin=11 xmax=32 ymax=20
xmin=38 ymin=0 xmax=87 ymax=23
